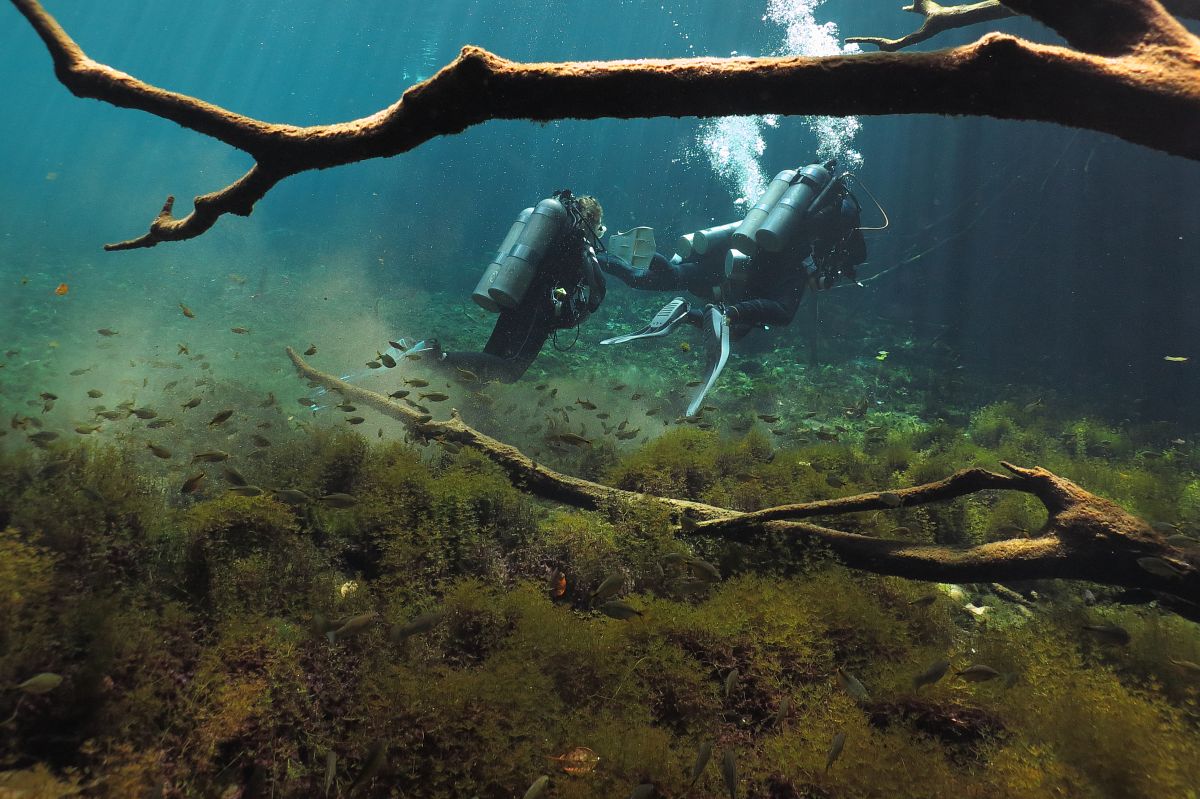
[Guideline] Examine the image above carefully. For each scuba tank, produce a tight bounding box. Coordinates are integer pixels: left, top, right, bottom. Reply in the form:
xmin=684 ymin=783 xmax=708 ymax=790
xmin=488 ymin=196 xmax=568 ymax=309
xmin=731 ymin=168 xmax=797 ymax=256
xmin=724 ymin=248 xmax=751 ymax=291
xmin=692 ymin=221 xmax=740 ymax=255
xmin=755 ymin=161 xmax=835 ymax=253
xmin=471 ymin=207 xmax=534 ymax=312
xmin=675 ymin=232 xmax=696 ymax=259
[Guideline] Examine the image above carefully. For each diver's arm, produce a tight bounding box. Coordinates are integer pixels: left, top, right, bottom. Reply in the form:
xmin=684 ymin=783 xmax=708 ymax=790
xmin=596 ymin=251 xmax=683 ymax=291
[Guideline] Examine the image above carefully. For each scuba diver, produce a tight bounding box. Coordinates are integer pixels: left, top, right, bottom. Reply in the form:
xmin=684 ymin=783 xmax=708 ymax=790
xmin=397 ymin=191 xmax=607 ymax=383
xmin=598 ymin=159 xmax=876 ymax=415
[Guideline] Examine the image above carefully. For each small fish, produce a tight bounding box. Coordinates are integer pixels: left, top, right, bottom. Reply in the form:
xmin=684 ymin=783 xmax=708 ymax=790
xmin=689 ymin=741 xmax=713 ymax=786
xmin=345 ymin=417 xmax=366 ymax=425
xmin=597 ymin=600 xmax=643 ymax=620
xmin=455 ymin=367 xmax=479 ymax=383
xmin=836 ymin=668 xmax=869 ymax=702
xmin=1163 ymin=355 xmax=1189 ymax=362
xmin=304 ymin=344 xmax=318 ymax=356
xmin=825 ymin=732 xmax=846 ymax=771
xmin=521 ymin=775 xmax=550 ymax=799
xmin=348 ymin=740 xmax=387 ymax=796
xmin=319 ymin=493 xmax=359 ymax=509
xmin=324 ymin=751 xmax=336 ymax=796
xmin=878 ymin=491 xmax=903 ymax=508
xmin=1082 ymin=622 xmax=1131 ymax=646
xmin=97 ymin=410 xmax=125 ymax=421
xmin=69 ymin=368 xmax=90 ymax=376
xmin=223 ymin=466 xmax=248 ymax=486
xmin=192 ymin=450 xmax=230 ymax=463
xmin=327 ymin=611 xmax=378 ymax=645
xmin=403 ymin=351 xmax=422 ymax=361
xmin=273 ymin=488 xmax=312 ymax=505
xmin=1136 ymin=556 xmax=1186 ymax=579
xmin=87 ymin=389 xmax=103 ymax=398
xmin=576 ymin=399 xmax=597 ymax=410
xmin=28 ymin=430 xmax=59 ymax=444
xmin=74 ymin=424 xmax=101 ymax=434
xmin=336 ymin=404 xmax=357 ymax=412
xmin=388 ymin=390 xmax=410 ymax=399
xmin=181 ymin=472 xmax=207 ymax=494
xmin=404 ymin=378 xmax=430 ymax=388
xmin=251 ymin=435 xmax=272 ymax=447
xmin=548 ymin=570 xmax=567 ymax=600
xmin=591 ymin=573 xmax=625 ymax=603
xmin=208 ymin=409 xmax=233 ymax=426
xmin=97 ymin=328 xmax=118 ymax=336
xmin=17 ymin=673 xmax=63 ymax=694
xmin=54 ymin=283 xmax=69 ymax=296
xmin=772 ymin=695 xmax=791 ymax=729
xmin=956 ymin=664 xmax=1002 ymax=682
xmin=146 ymin=419 xmax=173 ymax=429
xmin=380 ymin=353 xmax=397 ymax=368
xmin=757 ymin=414 xmax=780 ymax=423
xmin=365 ymin=360 xmax=382 ymax=369
xmin=546 ymin=746 xmax=600 ymax=776
xmin=720 ymin=749 xmax=737 ymax=799
xmin=419 ymin=392 xmax=450 ymax=402
xmin=182 ymin=397 xmax=201 ymax=409
xmin=686 ymin=557 xmax=720 ymax=582
xmin=179 ymin=302 xmax=195 ymax=318
xmin=912 ymin=659 xmax=950 ymax=691
xmin=228 ymin=485 xmax=264 ymax=497
xmin=630 ymin=393 xmax=643 ymax=401
xmin=298 ymin=397 xmax=317 ymax=407
xmin=1169 ymin=658 xmax=1200 ymax=676
xmin=389 ymin=610 xmax=444 ymax=643
xmin=724 ymin=668 xmax=739 ymax=701
xmin=549 ymin=432 xmax=592 ymax=448
xmin=178 ymin=344 xmax=189 ymax=355
xmin=231 ymin=327 xmax=250 ymax=334
xmin=146 ymin=442 xmax=172 ymax=459
xmin=686 ymin=380 xmax=703 ymax=387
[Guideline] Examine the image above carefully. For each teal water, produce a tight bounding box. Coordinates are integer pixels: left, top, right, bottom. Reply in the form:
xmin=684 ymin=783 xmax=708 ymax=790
xmin=3 ymin=3 xmax=1200 ymax=796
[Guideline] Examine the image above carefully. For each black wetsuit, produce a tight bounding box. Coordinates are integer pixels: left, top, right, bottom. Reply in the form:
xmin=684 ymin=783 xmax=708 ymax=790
xmin=600 ymin=193 xmax=865 ymax=338
xmin=442 ymin=222 xmax=606 ymax=383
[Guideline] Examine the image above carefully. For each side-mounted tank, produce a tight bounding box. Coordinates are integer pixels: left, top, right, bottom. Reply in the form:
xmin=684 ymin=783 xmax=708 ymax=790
xmin=472 ymin=207 xmax=535 ymax=312
xmin=488 ymin=197 xmax=569 ymax=309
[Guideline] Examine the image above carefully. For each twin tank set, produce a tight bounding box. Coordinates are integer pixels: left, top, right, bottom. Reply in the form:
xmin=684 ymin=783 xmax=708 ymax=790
xmin=471 ymin=160 xmax=839 ymax=312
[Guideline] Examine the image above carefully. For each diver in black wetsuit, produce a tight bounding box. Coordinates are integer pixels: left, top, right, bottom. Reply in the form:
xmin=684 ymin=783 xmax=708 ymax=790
xmin=598 ymin=159 xmax=875 ymax=416
xmin=598 ymin=171 xmax=866 ymax=339
xmin=399 ymin=191 xmax=607 ymax=383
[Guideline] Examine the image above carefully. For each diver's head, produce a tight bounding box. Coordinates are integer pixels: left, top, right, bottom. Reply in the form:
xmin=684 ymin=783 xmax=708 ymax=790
xmin=576 ymin=195 xmax=605 ymax=238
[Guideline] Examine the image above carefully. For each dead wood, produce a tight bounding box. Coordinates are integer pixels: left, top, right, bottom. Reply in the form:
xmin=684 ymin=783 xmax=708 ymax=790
xmin=10 ymin=0 xmax=1200 ymax=249
xmin=847 ymin=0 xmax=1200 ymax=52
xmin=288 ymin=349 xmax=1200 ymax=619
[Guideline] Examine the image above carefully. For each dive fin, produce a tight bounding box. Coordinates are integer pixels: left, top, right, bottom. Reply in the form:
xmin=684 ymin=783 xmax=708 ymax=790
xmin=600 ymin=297 xmax=690 ymax=345
xmin=685 ymin=306 xmax=731 ymax=417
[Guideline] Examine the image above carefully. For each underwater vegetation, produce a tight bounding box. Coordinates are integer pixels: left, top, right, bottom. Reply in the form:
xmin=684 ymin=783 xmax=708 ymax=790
xmin=2 ymin=395 xmax=1200 ymax=798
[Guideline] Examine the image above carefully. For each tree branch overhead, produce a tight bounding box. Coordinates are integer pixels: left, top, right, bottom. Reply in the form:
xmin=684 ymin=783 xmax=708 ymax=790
xmin=8 ymin=0 xmax=1200 ymax=248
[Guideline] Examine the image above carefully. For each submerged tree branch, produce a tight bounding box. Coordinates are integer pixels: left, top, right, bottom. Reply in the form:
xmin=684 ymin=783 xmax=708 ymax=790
xmin=288 ymin=350 xmax=1200 ymax=616
xmin=849 ymin=0 xmax=1200 ymax=52
xmin=9 ymin=0 xmax=1200 ymax=248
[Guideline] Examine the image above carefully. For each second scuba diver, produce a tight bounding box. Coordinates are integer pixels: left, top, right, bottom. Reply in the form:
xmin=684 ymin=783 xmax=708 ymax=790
xmin=598 ymin=159 xmax=873 ymax=415
xmin=398 ymin=191 xmax=607 ymax=383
